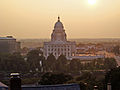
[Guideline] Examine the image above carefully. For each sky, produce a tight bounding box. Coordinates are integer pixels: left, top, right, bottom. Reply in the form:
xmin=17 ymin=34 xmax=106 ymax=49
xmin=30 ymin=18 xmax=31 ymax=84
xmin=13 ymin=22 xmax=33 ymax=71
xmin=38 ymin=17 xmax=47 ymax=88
xmin=0 ymin=0 xmax=120 ymax=39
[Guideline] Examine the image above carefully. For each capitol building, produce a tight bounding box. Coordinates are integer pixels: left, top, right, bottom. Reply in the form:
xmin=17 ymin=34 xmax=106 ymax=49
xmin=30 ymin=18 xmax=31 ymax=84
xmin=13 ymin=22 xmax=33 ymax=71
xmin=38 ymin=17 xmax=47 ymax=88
xmin=44 ymin=17 xmax=76 ymax=59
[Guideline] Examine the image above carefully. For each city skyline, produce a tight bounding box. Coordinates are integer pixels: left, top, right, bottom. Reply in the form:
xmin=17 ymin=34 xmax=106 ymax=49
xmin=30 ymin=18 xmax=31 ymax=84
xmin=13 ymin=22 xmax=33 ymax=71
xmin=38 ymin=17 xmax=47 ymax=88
xmin=0 ymin=0 xmax=120 ymax=39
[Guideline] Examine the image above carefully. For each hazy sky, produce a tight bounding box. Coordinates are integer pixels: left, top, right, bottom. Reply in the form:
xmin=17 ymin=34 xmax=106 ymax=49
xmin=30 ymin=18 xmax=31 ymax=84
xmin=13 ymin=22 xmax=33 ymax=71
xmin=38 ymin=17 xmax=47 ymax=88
xmin=0 ymin=0 xmax=120 ymax=39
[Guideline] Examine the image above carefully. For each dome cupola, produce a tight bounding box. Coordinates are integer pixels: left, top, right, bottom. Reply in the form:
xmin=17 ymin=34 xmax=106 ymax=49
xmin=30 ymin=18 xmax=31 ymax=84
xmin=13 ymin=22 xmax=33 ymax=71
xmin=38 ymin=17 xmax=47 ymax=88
xmin=54 ymin=16 xmax=64 ymax=28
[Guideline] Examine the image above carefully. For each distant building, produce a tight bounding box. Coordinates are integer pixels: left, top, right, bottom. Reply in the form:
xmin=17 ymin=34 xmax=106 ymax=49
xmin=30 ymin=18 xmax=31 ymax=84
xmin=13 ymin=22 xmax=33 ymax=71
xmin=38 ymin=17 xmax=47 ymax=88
xmin=44 ymin=17 xmax=76 ymax=59
xmin=0 ymin=36 xmax=21 ymax=53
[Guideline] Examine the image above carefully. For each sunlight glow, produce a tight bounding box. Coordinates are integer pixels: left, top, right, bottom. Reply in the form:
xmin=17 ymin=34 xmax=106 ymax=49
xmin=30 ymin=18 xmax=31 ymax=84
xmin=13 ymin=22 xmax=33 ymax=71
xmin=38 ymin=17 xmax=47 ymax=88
xmin=88 ymin=0 xmax=96 ymax=5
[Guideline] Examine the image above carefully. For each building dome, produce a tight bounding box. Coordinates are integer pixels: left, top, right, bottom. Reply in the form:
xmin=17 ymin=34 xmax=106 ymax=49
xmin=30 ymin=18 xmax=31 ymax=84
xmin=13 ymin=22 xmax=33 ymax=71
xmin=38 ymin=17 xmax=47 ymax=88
xmin=54 ymin=17 xmax=64 ymax=28
xmin=51 ymin=16 xmax=67 ymax=42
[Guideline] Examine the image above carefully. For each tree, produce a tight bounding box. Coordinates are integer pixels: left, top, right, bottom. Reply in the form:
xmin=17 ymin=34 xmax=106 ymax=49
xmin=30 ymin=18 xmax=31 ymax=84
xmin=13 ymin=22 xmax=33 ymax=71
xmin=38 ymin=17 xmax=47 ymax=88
xmin=27 ymin=49 xmax=43 ymax=71
xmin=38 ymin=72 xmax=73 ymax=85
xmin=0 ymin=52 xmax=29 ymax=72
xmin=113 ymin=45 xmax=120 ymax=55
xmin=69 ymin=59 xmax=81 ymax=74
xmin=46 ymin=53 xmax=56 ymax=72
xmin=75 ymin=72 xmax=104 ymax=90
xmin=105 ymin=67 xmax=120 ymax=90
xmin=39 ymin=55 xmax=46 ymax=72
xmin=56 ymin=55 xmax=68 ymax=73
xmin=104 ymin=58 xmax=117 ymax=71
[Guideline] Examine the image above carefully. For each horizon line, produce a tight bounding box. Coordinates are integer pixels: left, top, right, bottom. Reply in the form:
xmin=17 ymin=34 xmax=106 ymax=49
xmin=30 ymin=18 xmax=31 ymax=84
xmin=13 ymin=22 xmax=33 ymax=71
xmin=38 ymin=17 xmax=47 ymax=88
xmin=17 ymin=37 xmax=120 ymax=40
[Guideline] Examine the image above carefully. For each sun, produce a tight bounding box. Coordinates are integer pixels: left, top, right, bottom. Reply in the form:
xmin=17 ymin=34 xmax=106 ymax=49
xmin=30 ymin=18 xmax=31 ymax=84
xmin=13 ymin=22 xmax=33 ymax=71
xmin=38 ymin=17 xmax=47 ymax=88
xmin=88 ymin=0 xmax=96 ymax=5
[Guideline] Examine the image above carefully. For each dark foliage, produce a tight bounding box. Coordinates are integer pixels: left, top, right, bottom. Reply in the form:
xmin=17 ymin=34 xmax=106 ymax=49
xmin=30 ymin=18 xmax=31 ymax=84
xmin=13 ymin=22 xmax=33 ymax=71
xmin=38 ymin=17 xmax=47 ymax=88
xmin=38 ymin=72 xmax=73 ymax=85
xmin=0 ymin=52 xmax=29 ymax=72
xmin=105 ymin=67 xmax=120 ymax=90
xmin=113 ymin=45 xmax=120 ymax=55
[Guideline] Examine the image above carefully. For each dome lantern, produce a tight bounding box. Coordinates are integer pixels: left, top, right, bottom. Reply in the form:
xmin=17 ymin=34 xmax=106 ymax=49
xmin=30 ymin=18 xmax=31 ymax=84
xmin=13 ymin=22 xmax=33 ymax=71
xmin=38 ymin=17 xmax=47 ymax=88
xmin=54 ymin=16 xmax=64 ymax=28
xmin=58 ymin=16 xmax=60 ymax=22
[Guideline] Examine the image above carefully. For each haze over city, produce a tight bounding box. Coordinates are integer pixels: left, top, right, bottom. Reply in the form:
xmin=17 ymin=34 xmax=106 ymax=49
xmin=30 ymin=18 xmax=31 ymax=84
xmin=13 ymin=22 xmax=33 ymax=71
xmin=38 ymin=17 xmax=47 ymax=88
xmin=1 ymin=0 xmax=120 ymax=90
xmin=0 ymin=0 xmax=120 ymax=39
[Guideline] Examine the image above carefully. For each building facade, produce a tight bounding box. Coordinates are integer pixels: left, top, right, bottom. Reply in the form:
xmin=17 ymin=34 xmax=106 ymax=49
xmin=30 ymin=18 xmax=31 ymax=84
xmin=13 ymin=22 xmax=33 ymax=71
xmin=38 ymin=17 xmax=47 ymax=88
xmin=44 ymin=17 xmax=76 ymax=59
xmin=0 ymin=36 xmax=21 ymax=53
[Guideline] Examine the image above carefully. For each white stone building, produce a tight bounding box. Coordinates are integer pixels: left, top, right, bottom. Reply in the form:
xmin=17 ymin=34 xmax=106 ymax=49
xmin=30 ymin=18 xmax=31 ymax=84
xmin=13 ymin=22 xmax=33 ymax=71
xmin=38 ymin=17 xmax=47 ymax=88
xmin=44 ymin=17 xmax=76 ymax=59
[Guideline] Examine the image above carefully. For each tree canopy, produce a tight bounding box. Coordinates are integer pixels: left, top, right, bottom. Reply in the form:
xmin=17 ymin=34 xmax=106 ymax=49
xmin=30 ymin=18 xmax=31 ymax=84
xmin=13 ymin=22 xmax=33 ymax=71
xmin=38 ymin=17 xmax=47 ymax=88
xmin=38 ymin=72 xmax=73 ymax=85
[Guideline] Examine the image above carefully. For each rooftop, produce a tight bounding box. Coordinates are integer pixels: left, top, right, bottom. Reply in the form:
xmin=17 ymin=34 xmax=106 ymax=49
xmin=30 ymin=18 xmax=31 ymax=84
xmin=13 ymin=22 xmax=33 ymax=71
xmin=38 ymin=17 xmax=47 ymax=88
xmin=0 ymin=36 xmax=16 ymax=40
